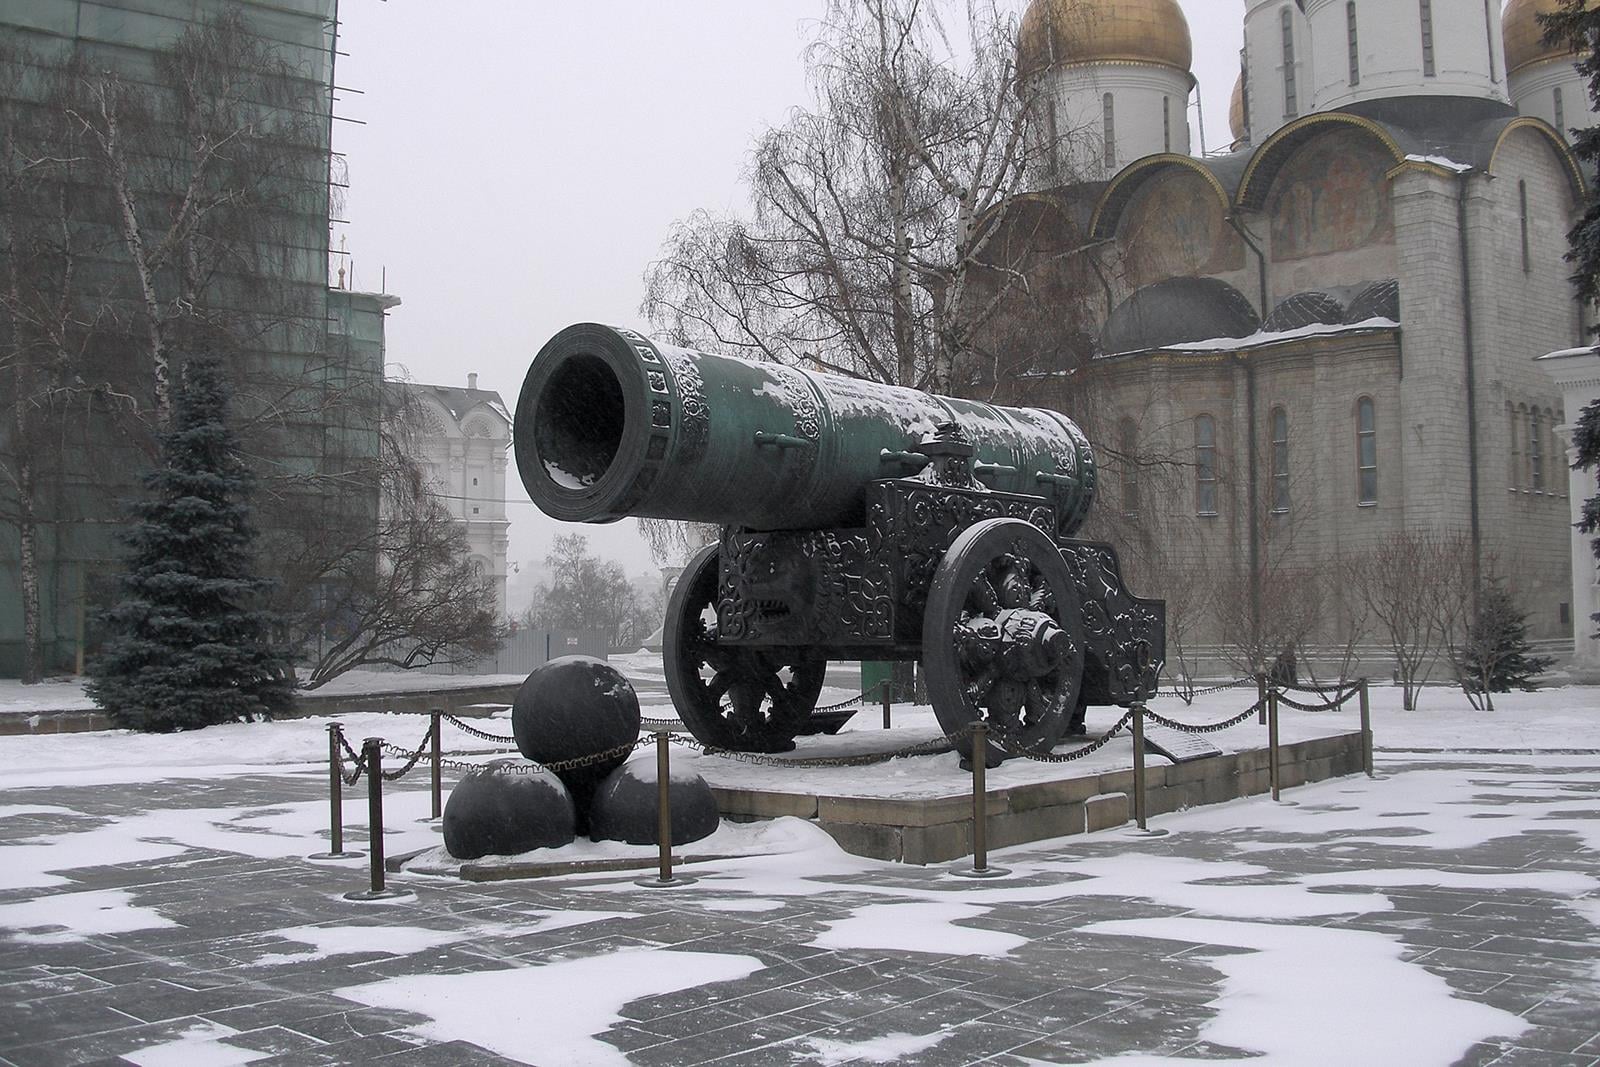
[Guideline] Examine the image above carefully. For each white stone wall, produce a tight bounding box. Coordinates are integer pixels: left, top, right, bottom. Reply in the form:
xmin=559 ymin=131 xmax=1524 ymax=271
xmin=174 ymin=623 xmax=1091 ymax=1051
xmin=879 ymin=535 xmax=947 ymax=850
xmin=1536 ymin=348 xmax=1600 ymax=678
xmin=1244 ymin=0 xmax=1310 ymax=144
xmin=1037 ymin=62 xmax=1193 ymax=182
xmin=1510 ymin=59 xmax=1593 ymax=141
xmin=1306 ymin=0 xmax=1509 ymax=111
xmin=411 ymin=389 xmax=512 ymax=619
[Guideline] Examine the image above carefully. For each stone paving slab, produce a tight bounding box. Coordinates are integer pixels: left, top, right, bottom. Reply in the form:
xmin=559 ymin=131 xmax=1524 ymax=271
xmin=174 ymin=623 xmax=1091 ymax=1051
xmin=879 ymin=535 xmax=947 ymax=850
xmin=0 ymin=756 xmax=1596 ymax=1066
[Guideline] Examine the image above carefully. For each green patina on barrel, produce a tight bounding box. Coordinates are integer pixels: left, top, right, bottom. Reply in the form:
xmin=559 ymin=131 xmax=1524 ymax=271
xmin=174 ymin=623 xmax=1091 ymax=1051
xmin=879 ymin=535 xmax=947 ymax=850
xmin=515 ymin=323 xmax=1097 ymax=535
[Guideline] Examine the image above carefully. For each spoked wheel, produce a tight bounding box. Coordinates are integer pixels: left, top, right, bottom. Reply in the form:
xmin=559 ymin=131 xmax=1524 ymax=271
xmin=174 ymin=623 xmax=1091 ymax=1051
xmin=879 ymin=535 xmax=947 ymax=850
xmin=922 ymin=518 xmax=1086 ymax=767
xmin=664 ymin=543 xmax=827 ymax=753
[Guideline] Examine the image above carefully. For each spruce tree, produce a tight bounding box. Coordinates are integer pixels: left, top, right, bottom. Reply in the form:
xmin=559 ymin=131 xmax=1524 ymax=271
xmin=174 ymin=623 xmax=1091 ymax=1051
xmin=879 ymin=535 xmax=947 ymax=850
xmin=1455 ymin=578 xmax=1556 ymax=710
xmin=87 ymin=358 xmax=295 ymax=730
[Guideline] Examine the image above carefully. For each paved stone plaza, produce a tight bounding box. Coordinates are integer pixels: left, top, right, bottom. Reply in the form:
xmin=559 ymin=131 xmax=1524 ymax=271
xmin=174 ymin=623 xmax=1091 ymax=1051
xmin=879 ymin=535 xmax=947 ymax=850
xmin=1 ymin=743 xmax=1597 ymax=1066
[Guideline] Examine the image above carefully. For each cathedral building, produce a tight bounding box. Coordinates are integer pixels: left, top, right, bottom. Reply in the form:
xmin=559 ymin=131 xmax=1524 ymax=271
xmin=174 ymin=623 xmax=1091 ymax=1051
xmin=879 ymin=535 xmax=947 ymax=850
xmin=1002 ymin=0 xmax=1589 ymax=669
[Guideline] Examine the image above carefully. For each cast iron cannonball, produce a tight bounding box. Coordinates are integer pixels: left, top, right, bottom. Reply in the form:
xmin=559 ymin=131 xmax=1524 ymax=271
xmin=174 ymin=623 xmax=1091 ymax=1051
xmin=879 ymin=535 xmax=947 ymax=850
xmin=512 ymin=656 xmax=642 ymax=817
xmin=442 ymin=759 xmax=575 ymax=860
xmin=588 ymin=752 xmax=720 ymax=846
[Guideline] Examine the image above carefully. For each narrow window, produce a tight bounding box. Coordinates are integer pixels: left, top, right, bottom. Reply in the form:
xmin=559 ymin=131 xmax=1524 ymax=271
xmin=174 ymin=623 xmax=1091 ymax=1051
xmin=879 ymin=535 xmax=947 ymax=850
xmin=1519 ymin=180 xmax=1531 ymax=273
xmin=1282 ymin=8 xmax=1298 ymax=117
xmin=1420 ymin=0 xmax=1436 ymax=78
xmin=1270 ymin=407 xmax=1290 ymax=513
xmin=1163 ymin=96 xmax=1172 ymax=153
xmin=1530 ymin=409 xmax=1544 ymax=491
xmin=1516 ymin=403 xmax=1530 ymax=487
xmin=1047 ymin=97 xmax=1061 ymax=174
xmin=1357 ymin=397 xmax=1377 ymax=504
xmin=1347 ymin=2 xmax=1360 ymax=86
xmin=1555 ymin=86 xmax=1567 ymax=134
xmin=1508 ymin=403 xmax=1522 ymax=489
xmin=1485 ymin=0 xmax=1499 ymax=82
xmin=1195 ymin=415 xmax=1218 ymax=516
xmin=1102 ymin=93 xmax=1116 ymax=170
xmin=1120 ymin=417 xmax=1140 ymax=518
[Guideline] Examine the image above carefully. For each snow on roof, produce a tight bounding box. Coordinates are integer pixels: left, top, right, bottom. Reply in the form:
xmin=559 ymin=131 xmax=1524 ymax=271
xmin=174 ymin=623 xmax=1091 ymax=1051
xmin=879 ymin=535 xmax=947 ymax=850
xmin=1535 ymin=346 xmax=1600 ymax=361
xmin=1405 ymin=153 xmax=1473 ymax=173
xmin=1151 ymin=316 xmax=1400 ymax=354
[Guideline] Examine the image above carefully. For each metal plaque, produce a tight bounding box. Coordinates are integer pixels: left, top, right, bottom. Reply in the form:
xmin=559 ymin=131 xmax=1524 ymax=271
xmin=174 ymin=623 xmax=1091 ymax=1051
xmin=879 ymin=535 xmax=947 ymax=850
xmin=1141 ymin=725 xmax=1223 ymax=763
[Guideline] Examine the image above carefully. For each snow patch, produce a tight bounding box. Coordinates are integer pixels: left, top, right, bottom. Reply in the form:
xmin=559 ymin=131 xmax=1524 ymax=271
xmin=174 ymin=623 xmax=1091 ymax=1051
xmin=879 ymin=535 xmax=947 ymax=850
xmin=811 ymin=902 xmax=1026 ymax=957
xmin=0 ymin=887 xmax=176 ymax=943
xmin=336 ymin=949 xmax=764 ymax=1065
xmin=120 ymin=1022 xmax=268 ymax=1067
xmin=801 ymin=1029 xmax=953 ymax=1064
xmin=1079 ymin=916 xmax=1527 ymax=1066
xmin=1405 ymin=153 xmax=1473 ymax=172
xmin=543 ymin=458 xmax=596 ymax=489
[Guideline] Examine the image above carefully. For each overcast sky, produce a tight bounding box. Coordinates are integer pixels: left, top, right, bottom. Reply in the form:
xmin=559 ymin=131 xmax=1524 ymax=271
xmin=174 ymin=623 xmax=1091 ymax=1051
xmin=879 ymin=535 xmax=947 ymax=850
xmin=331 ymin=0 xmax=1242 ymax=605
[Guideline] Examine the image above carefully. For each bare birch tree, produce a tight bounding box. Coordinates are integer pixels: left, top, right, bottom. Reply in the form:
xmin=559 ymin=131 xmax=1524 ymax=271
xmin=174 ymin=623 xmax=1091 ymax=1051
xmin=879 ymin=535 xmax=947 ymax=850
xmin=1348 ymin=529 xmax=1473 ymax=711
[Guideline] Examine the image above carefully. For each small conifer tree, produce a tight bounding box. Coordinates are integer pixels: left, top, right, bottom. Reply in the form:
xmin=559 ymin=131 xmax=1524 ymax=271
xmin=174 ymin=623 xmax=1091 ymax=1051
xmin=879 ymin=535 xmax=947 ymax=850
xmin=87 ymin=358 xmax=295 ymax=730
xmin=1454 ymin=578 xmax=1555 ymax=711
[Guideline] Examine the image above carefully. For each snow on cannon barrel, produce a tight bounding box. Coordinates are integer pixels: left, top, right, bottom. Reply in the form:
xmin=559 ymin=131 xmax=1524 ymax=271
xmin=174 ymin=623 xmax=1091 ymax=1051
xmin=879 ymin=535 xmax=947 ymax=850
xmin=513 ymin=322 xmax=1097 ymax=535
xmin=514 ymin=323 xmax=1162 ymax=767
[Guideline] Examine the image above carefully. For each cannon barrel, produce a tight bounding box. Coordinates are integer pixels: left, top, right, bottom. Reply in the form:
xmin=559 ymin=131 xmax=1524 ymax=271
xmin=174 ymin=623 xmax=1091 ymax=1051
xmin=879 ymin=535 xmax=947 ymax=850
xmin=515 ymin=323 xmax=1097 ymax=534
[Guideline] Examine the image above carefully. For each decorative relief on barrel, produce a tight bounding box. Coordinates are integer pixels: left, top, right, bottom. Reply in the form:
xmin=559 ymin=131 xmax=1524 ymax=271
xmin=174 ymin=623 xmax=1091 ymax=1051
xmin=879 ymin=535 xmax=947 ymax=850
xmin=660 ymin=347 xmax=710 ymax=463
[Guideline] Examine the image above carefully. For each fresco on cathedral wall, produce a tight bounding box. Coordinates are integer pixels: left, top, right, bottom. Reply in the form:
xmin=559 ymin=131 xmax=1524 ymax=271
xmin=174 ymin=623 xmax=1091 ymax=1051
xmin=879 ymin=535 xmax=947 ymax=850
xmin=1269 ymin=129 xmax=1395 ymax=262
xmin=1119 ymin=168 xmax=1246 ymax=288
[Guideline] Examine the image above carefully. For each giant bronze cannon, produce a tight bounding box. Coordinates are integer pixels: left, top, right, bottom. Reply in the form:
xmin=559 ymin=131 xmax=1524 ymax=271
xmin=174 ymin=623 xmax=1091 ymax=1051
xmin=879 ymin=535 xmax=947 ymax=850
xmin=516 ymin=323 xmax=1164 ymax=765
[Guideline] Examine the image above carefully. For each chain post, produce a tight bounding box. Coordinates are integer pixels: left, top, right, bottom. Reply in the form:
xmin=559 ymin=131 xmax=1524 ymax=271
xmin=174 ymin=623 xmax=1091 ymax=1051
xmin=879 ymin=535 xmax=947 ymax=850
xmin=1268 ymin=689 xmax=1281 ymax=802
xmin=430 ymin=709 xmax=443 ymax=820
xmin=1359 ymin=678 xmax=1374 ymax=778
xmin=344 ymin=737 xmax=411 ymax=901
xmin=311 ymin=722 xmax=361 ymax=860
xmin=1256 ymin=673 xmax=1267 ymax=725
xmin=952 ymin=721 xmax=1009 ymax=878
xmin=637 ymin=731 xmax=695 ymax=888
xmin=881 ymin=680 xmax=892 ymax=730
xmin=1132 ymin=703 xmax=1148 ymax=831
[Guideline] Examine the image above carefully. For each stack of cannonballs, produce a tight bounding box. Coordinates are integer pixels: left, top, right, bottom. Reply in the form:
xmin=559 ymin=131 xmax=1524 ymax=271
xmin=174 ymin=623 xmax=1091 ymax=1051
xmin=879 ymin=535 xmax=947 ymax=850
xmin=442 ymin=656 xmax=720 ymax=861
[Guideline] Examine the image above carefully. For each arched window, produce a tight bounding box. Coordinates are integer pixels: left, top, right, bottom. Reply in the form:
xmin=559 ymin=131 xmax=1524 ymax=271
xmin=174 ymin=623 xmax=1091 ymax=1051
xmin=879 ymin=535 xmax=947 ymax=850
xmin=1347 ymin=2 xmax=1361 ymax=86
xmin=1270 ymin=407 xmax=1290 ymax=512
xmin=1515 ymin=403 xmax=1530 ymax=488
xmin=1420 ymin=0 xmax=1436 ymax=78
xmin=1556 ymin=86 xmax=1567 ymax=134
xmin=1120 ymin=417 xmax=1141 ymax=518
xmin=1046 ymin=97 xmax=1061 ymax=174
xmin=1281 ymin=8 xmax=1298 ymax=118
xmin=1530 ymin=408 xmax=1544 ymax=491
xmin=1356 ymin=397 xmax=1377 ymax=504
xmin=1102 ymin=93 xmax=1116 ymax=170
xmin=1195 ymin=415 xmax=1218 ymax=516
xmin=1163 ymin=96 xmax=1172 ymax=153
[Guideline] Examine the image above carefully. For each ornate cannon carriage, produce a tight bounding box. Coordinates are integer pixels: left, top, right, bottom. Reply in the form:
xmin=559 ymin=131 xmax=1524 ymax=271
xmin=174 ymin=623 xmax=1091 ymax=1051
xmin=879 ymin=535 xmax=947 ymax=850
xmin=515 ymin=323 xmax=1164 ymax=766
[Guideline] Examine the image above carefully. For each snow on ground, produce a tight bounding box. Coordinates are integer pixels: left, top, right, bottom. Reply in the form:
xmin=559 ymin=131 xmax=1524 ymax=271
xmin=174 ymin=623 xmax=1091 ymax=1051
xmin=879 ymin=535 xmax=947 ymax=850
xmin=335 ymin=949 xmax=765 ymax=1066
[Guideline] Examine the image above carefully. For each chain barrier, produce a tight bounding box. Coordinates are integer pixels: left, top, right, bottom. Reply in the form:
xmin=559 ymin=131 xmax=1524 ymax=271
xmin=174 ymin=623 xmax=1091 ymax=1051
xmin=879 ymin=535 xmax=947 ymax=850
xmin=989 ymin=710 xmax=1136 ymax=762
xmin=439 ymin=711 xmax=517 ymax=745
xmin=1144 ymin=701 xmax=1264 ymax=734
xmin=334 ymin=732 xmax=366 ymax=786
xmin=379 ymin=733 xmax=434 ymax=781
xmin=1275 ymin=685 xmax=1361 ymax=712
xmin=639 ymin=715 xmax=683 ymax=730
xmin=1279 ymin=679 xmax=1354 ymax=696
xmin=677 ymin=724 xmax=970 ymax=767
xmin=1155 ymin=677 xmax=1253 ymax=698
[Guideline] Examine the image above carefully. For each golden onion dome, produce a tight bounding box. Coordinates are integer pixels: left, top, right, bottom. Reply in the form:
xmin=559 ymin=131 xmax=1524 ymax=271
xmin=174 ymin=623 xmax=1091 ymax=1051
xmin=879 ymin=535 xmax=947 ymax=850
xmin=1017 ymin=0 xmax=1194 ymax=82
xmin=1503 ymin=0 xmax=1590 ymax=77
xmin=1229 ymin=70 xmax=1246 ymax=144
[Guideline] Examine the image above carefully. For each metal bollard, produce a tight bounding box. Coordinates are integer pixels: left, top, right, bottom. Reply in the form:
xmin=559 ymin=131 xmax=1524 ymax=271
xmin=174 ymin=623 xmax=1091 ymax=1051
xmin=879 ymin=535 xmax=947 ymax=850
xmin=1132 ymin=703 xmax=1148 ymax=831
xmin=344 ymin=738 xmax=411 ymax=901
xmin=954 ymin=722 xmax=1008 ymax=878
xmin=430 ymin=709 xmax=443 ymax=820
xmin=1359 ymin=678 xmax=1374 ymax=778
xmin=1268 ymin=689 xmax=1281 ymax=802
xmin=310 ymin=722 xmax=361 ymax=860
xmin=637 ymin=732 xmax=695 ymax=888
xmin=1256 ymin=673 xmax=1267 ymax=726
xmin=881 ymin=681 xmax=892 ymax=730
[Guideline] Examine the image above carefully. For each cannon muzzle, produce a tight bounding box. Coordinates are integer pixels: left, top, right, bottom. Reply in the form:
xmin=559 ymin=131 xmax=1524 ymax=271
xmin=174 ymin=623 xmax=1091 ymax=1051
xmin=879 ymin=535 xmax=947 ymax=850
xmin=515 ymin=323 xmax=1096 ymax=534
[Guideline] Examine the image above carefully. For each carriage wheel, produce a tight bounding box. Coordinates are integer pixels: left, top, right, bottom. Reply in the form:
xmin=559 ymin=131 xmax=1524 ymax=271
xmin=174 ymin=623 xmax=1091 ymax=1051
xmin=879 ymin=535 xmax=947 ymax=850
xmin=664 ymin=543 xmax=827 ymax=753
xmin=921 ymin=518 xmax=1086 ymax=767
